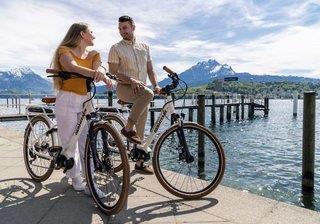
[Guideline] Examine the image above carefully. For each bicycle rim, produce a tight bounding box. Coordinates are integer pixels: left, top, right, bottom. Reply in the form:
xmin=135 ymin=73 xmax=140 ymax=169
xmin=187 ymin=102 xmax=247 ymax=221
xmin=153 ymin=122 xmax=225 ymax=199
xmin=85 ymin=122 xmax=129 ymax=215
xmin=23 ymin=115 xmax=54 ymax=182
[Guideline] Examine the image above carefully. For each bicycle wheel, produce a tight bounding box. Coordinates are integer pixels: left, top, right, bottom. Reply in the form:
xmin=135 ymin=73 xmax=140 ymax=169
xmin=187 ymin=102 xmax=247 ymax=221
xmin=23 ymin=115 xmax=55 ymax=182
xmin=85 ymin=122 xmax=130 ymax=215
xmin=103 ymin=114 xmax=132 ymax=172
xmin=153 ymin=122 xmax=225 ymax=199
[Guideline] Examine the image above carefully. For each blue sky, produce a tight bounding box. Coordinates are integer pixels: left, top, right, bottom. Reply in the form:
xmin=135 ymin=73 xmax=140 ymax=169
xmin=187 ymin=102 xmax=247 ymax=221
xmin=0 ymin=0 xmax=320 ymax=81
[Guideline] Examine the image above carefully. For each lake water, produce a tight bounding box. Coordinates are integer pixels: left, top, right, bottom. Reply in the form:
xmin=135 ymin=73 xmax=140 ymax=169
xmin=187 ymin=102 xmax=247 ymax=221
xmin=0 ymin=98 xmax=319 ymax=211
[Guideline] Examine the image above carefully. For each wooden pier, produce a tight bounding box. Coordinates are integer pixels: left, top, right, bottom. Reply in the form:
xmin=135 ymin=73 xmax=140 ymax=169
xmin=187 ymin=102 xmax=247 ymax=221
xmin=0 ymin=92 xmax=268 ymax=123
xmin=149 ymin=94 xmax=269 ymax=128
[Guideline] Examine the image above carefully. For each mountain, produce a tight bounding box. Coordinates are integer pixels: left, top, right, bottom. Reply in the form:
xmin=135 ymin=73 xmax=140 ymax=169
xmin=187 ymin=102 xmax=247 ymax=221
xmin=159 ymin=59 xmax=320 ymax=87
xmin=0 ymin=67 xmax=53 ymax=94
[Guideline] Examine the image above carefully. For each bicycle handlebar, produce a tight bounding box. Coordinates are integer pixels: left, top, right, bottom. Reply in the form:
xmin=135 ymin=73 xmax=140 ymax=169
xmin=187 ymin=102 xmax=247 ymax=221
xmin=163 ymin=66 xmax=175 ymax=75
xmin=46 ymin=68 xmax=118 ymax=81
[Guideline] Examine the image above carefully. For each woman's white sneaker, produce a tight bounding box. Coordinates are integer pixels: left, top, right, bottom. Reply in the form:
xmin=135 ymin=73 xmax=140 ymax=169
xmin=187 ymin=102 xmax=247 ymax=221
xmin=84 ymin=185 xmax=107 ymax=199
xmin=72 ymin=176 xmax=85 ymax=191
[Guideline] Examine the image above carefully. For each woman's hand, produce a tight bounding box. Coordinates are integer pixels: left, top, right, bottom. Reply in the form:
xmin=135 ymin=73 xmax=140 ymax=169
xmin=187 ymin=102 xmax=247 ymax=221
xmin=93 ymin=70 xmax=105 ymax=82
xmin=103 ymin=76 xmax=113 ymax=89
xmin=130 ymin=78 xmax=145 ymax=94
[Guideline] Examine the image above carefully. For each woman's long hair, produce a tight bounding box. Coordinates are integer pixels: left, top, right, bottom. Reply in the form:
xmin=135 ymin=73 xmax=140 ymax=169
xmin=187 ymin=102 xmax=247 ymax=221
xmin=50 ymin=22 xmax=89 ymax=90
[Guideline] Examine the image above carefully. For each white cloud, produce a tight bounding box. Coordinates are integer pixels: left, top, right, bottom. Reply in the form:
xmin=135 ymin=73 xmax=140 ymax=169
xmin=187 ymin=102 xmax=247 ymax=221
xmin=0 ymin=0 xmax=319 ymax=80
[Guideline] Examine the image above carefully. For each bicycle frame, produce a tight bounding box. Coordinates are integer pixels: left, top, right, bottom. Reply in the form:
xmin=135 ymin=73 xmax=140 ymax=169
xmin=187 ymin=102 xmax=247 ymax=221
xmin=26 ymin=100 xmax=93 ymax=160
xmin=140 ymin=94 xmax=179 ymax=152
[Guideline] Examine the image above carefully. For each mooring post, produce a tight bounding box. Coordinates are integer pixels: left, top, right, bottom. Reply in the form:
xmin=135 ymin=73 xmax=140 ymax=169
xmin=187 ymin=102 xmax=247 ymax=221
xmin=302 ymin=91 xmax=316 ymax=196
xmin=108 ymin=91 xmax=113 ymax=107
xmin=220 ymin=105 xmax=224 ymax=123
xmin=150 ymin=101 xmax=155 ymax=130
xmin=188 ymin=108 xmax=194 ymax=122
xmin=264 ymin=97 xmax=269 ymax=116
xmin=18 ymin=96 xmax=21 ymax=114
xmin=211 ymin=94 xmax=216 ymax=125
xmin=197 ymin=95 xmax=205 ymax=179
xmin=235 ymin=104 xmax=239 ymax=120
xmin=227 ymin=105 xmax=231 ymax=121
xmin=293 ymin=91 xmax=298 ymax=117
xmin=241 ymin=95 xmax=245 ymax=119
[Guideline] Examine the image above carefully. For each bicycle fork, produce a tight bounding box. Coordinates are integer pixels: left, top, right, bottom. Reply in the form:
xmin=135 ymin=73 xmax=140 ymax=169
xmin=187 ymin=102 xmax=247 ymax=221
xmin=174 ymin=115 xmax=194 ymax=164
xmin=88 ymin=121 xmax=112 ymax=173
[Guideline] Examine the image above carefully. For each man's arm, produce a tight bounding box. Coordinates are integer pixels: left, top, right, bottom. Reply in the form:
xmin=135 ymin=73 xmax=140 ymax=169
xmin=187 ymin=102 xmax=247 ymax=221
xmin=108 ymin=63 xmax=133 ymax=84
xmin=147 ymin=61 xmax=159 ymax=88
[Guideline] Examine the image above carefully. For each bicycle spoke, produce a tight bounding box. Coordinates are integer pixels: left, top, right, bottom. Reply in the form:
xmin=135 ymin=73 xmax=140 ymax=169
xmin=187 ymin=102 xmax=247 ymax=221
xmin=154 ymin=123 xmax=225 ymax=199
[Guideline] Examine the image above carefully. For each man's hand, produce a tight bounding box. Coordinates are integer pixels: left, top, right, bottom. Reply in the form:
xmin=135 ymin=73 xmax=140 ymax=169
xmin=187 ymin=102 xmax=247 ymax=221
xmin=153 ymin=85 xmax=161 ymax=95
xmin=130 ymin=78 xmax=146 ymax=94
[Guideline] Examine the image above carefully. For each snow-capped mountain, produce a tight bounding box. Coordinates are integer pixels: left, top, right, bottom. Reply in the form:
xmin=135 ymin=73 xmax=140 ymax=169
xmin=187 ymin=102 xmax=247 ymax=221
xmin=159 ymin=59 xmax=320 ymax=87
xmin=0 ymin=67 xmax=52 ymax=93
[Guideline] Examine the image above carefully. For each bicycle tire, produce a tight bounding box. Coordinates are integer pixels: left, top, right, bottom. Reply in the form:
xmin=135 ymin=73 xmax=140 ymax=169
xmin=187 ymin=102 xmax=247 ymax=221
xmin=23 ymin=115 xmax=55 ymax=182
xmin=152 ymin=122 xmax=225 ymax=199
xmin=84 ymin=122 xmax=130 ymax=215
xmin=103 ymin=114 xmax=132 ymax=172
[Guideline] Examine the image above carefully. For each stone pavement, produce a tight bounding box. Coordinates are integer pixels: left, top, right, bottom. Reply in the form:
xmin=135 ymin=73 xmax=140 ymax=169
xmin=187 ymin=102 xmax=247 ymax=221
xmin=0 ymin=126 xmax=319 ymax=224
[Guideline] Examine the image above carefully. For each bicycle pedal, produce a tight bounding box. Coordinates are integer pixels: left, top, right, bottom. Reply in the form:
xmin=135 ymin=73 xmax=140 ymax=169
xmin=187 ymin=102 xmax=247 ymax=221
xmin=130 ymin=147 xmax=150 ymax=162
xmin=49 ymin=146 xmax=62 ymax=156
xmin=63 ymin=158 xmax=74 ymax=173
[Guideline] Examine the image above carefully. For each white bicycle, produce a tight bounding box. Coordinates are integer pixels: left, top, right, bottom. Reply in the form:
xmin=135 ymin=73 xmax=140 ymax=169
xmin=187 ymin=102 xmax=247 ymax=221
xmin=103 ymin=66 xmax=226 ymax=199
xmin=23 ymin=69 xmax=130 ymax=215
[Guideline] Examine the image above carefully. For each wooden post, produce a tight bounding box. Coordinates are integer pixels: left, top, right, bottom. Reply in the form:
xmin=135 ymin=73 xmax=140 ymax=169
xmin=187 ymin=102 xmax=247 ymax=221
xmin=191 ymin=94 xmax=195 ymax=105
xmin=248 ymin=98 xmax=254 ymax=119
xmin=227 ymin=105 xmax=231 ymax=121
xmin=235 ymin=104 xmax=239 ymax=120
xmin=11 ymin=97 xmax=14 ymax=108
xmin=219 ymin=105 xmax=224 ymax=123
xmin=302 ymin=91 xmax=316 ymax=195
xmin=264 ymin=97 xmax=269 ymax=116
xmin=6 ymin=97 xmax=9 ymax=107
xmin=197 ymin=95 xmax=205 ymax=179
xmin=188 ymin=108 xmax=194 ymax=122
xmin=248 ymin=103 xmax=254 ymax=119
xmin=293 ymin=92 xmax=298 ymax=117
xmin=211 ymin=94 xmax=216 ymax=125
xmin=18 ymin=96 xmax=21 ymax=114
xmin=108 ymin=91 xmax=113 ymax=106
xmin=241 ymin=95 xmax=245 ymax=119
xmin=150 ymin=101 xmax=155 ymax=130
xmin=15 ymin=96 xmax=17 ymax=108
xmin=28 ymin=93 xmax=31 ymax=104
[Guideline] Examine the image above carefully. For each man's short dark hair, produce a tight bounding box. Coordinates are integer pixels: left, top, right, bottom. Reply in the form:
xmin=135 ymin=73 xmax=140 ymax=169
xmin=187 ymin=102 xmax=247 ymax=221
xmin=118 ymin=15 xmax=134 ymax=25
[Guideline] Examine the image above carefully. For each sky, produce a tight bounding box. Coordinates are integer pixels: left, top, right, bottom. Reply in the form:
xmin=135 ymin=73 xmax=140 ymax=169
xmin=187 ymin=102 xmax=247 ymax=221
xmin=0 ymin=0 xmax=320 ymax=81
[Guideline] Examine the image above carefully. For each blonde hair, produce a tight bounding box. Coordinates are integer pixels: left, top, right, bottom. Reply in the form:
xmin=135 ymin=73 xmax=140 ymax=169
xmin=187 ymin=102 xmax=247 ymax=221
xmin=50 ymin=22 xmax=89 ymax=90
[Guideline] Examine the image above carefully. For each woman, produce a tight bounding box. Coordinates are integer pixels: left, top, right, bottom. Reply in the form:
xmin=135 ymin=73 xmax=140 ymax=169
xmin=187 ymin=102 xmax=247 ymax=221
xmin=51 ymin=22 xmax=112 ymax=197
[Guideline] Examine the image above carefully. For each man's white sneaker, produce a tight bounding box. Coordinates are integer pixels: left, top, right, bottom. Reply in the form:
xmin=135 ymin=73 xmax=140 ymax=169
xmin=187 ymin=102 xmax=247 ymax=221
xmin=72 ymin=176 xmax=85 ymax=191
xmin=84 ymin=185 xmax=107 ymax=199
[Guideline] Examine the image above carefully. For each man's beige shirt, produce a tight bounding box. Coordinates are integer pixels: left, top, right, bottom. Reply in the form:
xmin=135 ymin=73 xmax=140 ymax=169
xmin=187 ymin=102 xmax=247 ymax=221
xmin=108 ymin=38 xmax=151 ymax=84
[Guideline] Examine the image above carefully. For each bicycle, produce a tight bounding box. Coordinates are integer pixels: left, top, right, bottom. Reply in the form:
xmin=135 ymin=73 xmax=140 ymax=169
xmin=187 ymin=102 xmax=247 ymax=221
xmin=23 ymin=69 xmax=130 ymax=215
xmin=103 ymin=66 xmax=226 ymax=199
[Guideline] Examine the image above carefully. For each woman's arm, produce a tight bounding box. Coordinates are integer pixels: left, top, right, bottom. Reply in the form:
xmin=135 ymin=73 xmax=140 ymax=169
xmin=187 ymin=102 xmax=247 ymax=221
xmin=59 ymin=52 xmax=95 ymax=78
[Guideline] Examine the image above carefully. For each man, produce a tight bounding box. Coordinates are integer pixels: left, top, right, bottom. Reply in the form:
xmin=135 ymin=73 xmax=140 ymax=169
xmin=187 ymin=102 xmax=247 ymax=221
xmin=108 ymin=15 xmax=161 ymax=174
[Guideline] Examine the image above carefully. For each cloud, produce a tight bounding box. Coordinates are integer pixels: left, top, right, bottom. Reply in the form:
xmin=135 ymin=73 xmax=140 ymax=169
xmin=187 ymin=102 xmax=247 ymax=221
xmin=0 ymin=0 xmax=320 ymax=80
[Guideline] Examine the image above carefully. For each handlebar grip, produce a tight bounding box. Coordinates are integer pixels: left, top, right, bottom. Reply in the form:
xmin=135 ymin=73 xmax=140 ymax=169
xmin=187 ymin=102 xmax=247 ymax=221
xmin=46 ymin=68 xmax=59 ymax=74
xmin=163 ymin=66 xmax=175 ymax=75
